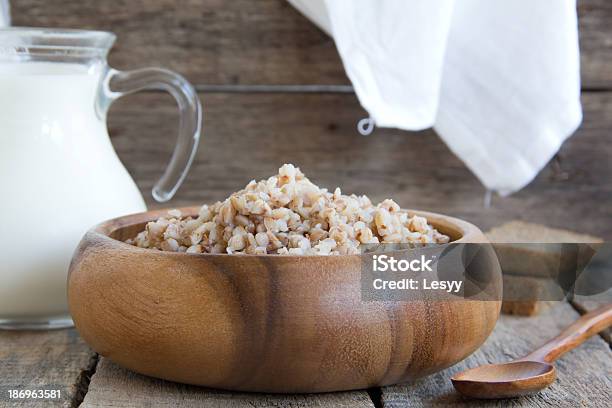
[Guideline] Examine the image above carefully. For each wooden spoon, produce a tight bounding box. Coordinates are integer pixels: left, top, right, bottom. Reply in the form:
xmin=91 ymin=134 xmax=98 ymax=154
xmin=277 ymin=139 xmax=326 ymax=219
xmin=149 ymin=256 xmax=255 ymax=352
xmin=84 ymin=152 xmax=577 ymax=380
xmin=452 ymin=303 xmax=612 ymax=399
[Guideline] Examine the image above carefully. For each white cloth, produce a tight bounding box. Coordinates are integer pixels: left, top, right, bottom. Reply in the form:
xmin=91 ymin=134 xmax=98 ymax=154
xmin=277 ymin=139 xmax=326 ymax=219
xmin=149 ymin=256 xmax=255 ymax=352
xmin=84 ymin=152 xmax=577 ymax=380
xmin=0 ymin=0 xmax=9 ymax=26
xmin=288 ymin=0 xmax=582 ymax=195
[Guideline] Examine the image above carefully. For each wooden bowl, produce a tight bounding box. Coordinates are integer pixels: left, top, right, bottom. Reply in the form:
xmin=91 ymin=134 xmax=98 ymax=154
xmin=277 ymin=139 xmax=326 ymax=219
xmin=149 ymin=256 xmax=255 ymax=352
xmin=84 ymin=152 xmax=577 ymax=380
xmin=68 ymin=207 xmax=501 ymax=393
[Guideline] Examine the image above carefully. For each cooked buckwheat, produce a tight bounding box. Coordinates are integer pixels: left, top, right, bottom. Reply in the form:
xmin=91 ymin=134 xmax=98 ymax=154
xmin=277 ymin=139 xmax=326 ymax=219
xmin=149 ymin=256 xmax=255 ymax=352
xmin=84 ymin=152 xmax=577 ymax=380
xmin=127 ymin=164 xmax=450 ymax=255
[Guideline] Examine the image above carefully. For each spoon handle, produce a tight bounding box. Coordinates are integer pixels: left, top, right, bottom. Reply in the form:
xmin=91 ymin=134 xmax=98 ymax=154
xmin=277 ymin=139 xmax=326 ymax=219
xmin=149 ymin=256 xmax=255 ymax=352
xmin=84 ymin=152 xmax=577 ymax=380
xmin=522 ymin=303 xmax=612 ymax=363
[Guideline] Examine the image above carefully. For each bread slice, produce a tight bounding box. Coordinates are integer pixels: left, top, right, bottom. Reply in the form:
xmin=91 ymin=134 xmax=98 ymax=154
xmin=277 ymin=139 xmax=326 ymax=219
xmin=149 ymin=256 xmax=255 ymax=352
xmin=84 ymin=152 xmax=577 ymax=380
xmin=486 ymin=222 xmax=603 ymax=316
xmin=501 ymin=274 xmax=561 ymax=316
xmin=486 ymin=221 xmax=602 ymax=244
xmin=486 ymin=221 xmax=602 ymax=278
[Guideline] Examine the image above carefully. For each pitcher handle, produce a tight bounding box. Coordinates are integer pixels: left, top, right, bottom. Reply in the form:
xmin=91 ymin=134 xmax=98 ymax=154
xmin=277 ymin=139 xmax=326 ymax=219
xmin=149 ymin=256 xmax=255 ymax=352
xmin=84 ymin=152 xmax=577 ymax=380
xmin=101 ymin=67 xmax=202 ymax=202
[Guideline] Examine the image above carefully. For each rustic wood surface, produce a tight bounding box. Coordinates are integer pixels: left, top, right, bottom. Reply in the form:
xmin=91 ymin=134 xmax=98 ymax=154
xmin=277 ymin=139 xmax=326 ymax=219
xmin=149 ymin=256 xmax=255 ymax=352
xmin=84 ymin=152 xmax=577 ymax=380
xmin=80 ymin=359 xmax=375 ymax=408
xmin=105 ymin=91 xmax=612 ymax=239
xmin=577 ymin=0 xmax=612 ymax=89
xmin=9 ymin=0 xmax=612 ymax=89
xmin=0 ymin=329 xmax=95 ymax=407
xmin=10 ymin=0 xmax=347 ymax=86
xmin=380 ymin=302 xmax=612 ymax=408
xmin=1 ymin=305 xmax=609 ymax=407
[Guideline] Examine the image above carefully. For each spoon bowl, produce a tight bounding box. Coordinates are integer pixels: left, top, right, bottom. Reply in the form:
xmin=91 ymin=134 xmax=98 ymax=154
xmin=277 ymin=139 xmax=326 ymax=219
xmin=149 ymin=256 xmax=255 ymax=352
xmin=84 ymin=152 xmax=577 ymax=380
xmin=452 ymin=361 xmax=556 ymax=399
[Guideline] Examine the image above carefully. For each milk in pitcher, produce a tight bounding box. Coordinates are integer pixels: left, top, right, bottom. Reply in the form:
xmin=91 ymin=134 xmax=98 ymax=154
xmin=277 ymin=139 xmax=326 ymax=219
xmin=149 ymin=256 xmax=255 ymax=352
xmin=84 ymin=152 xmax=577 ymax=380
xmin=0 ymin=27 xmax=201 ymax=329
xmin=0 ymin=62 xmax=146 ymax=324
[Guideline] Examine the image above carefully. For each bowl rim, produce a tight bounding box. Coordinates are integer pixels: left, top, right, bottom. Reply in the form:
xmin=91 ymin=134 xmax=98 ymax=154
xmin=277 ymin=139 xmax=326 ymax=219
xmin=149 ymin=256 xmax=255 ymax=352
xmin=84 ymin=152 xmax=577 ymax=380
xmin=87 ymin=206 xmax=485 ymax=258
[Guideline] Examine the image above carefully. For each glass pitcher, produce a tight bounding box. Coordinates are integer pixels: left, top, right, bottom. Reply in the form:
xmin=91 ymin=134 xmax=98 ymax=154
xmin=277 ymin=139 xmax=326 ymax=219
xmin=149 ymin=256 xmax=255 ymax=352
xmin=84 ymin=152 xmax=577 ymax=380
xmin=0 ymin=27 xmax=202 ymax=329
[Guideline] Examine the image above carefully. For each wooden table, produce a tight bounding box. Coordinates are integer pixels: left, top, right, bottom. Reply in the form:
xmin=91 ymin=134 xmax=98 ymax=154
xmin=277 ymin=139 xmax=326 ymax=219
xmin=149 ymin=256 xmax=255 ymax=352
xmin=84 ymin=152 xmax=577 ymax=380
xmin=1 ymin=300 xmax=610 ymax=407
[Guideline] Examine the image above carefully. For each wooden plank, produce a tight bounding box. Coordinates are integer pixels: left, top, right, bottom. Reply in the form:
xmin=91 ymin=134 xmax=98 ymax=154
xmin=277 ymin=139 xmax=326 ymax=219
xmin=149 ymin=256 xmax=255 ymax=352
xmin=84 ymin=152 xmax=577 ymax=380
xmin=106 ymin=91 xmax=612 ymax=239
xmin=0 ymin=329 xmax=96 ymax=407
xmin=10 ymin=0 xmax=348 ymax=86
xmin=8 ymin=0 xmax=612 ymax=88
xmin=380 ymin=302 xmax=612 ymax=407
xmin=81 ymin=358 xmax=374 ymax=408
xmin=578 ymin=0 xmax=612 ymax=89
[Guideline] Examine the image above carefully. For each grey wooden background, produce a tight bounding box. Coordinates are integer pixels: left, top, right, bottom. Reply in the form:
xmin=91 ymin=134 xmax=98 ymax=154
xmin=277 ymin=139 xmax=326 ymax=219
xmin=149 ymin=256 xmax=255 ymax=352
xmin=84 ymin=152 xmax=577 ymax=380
xmin=11 ymin=0 xmax=612 ymax=240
